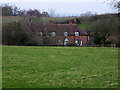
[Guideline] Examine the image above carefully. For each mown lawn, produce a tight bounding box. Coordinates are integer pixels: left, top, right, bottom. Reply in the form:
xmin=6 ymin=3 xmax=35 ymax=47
xmin=2 ymin=46 xmax=118 ymax=88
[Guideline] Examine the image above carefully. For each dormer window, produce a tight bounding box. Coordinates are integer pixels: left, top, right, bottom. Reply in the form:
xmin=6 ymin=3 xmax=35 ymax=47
xmin=51 ymin=32 xmax=56 ymax=36
xmin=64 ymin=32 xmax=68 ymax=36
xmin=40 ymin=32 xmax=43 ymax=36
xmin=75 ymin=32 xmax=79 ymax=36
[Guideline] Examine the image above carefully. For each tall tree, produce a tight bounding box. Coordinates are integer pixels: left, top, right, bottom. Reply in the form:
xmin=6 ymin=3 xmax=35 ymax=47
xmin=105 ymin=0 xmax=120 ymax=13
xmin=12 ymin=5 xmax=20 ymax=16
xmin=90 ymin=18 xmax=118 ymax=45
xmin=1 ymin=4 xmax=13 ymax=16
xmin=26 ymin=9 xmax=41 ymax=17
xmin=2 ymin=22 xmax=29 ymax=45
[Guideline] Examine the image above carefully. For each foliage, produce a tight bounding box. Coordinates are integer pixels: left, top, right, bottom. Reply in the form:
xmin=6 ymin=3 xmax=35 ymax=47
xmin=26 ymin=40 xmax=38 ymax=46
xmin=86 ymin=38 xmax=94 ymax=47
xmin=79 ymin=12 xmax=94 ymax=30
xmin=67 ymin=42 xmax=76 ymax=46
xmin=1 ymin=4 xmax=14 ymax=16
xmin=89 ymin=18 xmax=118 ymax=45
xmin=77 ymin=24 xmax=86 ymax=30
xmin=2 ymin=22 xmax=29 ymax=45
xmin=1 ymin=4 xmax=20 ymax=16
xmin=1 ymin=3 xmax=50 ymax=17
xmin=2 ymin=16 xmax=22 ymax=26
xmin=42 ymin=37 xmax=53 ymax=45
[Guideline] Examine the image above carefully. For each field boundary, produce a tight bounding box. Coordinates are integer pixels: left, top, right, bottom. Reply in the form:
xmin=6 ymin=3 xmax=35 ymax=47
xmin=0 ymin=7 xmax=2 ymax=90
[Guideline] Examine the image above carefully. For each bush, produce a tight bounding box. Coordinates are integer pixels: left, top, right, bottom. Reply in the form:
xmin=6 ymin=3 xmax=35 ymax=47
xmin=67 ymin=42 xmax=76 ymax=46
xmin=86 ymin=38 xmax=95 ymax=47
xmin=42 ymin=37 xmax=53 ymax=45
xmin=2 ymin=22 xmax=29 ymax=45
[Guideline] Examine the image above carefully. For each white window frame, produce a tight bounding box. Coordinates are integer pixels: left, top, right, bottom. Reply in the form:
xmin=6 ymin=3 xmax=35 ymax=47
xmin=40 ymin=32 xmax=43 ymax=36
xmin=64 ymin=32 xmax=68 ymax=36
xmin=51 ymin=32 xmax=56 ymax=36
xmin=75 ymin=32 xmax=79 ymax=36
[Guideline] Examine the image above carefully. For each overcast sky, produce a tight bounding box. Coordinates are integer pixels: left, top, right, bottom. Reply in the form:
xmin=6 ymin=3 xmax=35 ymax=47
xmin=0 ymin=0 xmax=117 ymax=16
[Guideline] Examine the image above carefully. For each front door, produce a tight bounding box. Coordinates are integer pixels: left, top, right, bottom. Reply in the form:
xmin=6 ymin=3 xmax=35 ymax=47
xmin=64 ymin=38 xmax=69 ymax=45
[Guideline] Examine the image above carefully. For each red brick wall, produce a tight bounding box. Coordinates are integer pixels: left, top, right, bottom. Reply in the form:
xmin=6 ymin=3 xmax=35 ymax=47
xmin=75 ymin=36 xmax=88 ymax=46
xmin=36 ymin=35 xmax=88 ymax=46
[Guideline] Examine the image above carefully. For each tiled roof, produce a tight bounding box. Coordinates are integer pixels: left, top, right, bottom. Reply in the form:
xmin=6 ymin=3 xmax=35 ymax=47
xmin=29 ymin=23 xmax=88 ymax=36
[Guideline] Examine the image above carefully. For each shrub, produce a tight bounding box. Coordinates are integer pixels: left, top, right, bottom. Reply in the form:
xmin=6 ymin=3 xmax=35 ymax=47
xmin=2 ymin=22 xmax=29 ymax=45
xmin=67 ymin=42 xmax=76 ymax=46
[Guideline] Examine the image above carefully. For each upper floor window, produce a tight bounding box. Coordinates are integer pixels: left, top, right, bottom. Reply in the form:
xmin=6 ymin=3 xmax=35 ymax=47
xmin=75 ymin=32 xmax=79 ymax=36
xmin=64 ymin=32 xmax=68 ymax=36
xmin=40 ymin=32 xmax=43 ymax=36
xmin=51 ymin=32 xmax=56 ymax=36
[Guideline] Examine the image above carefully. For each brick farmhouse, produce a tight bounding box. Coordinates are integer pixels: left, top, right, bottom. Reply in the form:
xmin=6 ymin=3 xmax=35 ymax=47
xmin=27 ymin=20 xmax=89 ymax=46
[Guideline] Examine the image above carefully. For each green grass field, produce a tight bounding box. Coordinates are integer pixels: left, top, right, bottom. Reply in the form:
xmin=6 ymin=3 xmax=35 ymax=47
xmin=2 ymin=46 xmax=118 ymax=88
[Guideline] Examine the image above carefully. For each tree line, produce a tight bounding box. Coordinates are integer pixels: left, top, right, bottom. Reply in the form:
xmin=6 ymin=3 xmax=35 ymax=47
xmin=2 ymin=3 xmax=119 ymax=47
xmin=1 ymin=3 xmax=50 ymax=17
xmin=77 ymin=12 xmax=119 ymax=46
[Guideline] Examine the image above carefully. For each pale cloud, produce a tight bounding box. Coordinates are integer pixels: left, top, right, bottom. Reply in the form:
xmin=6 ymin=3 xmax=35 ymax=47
xmin=1 ymin=0 xmax=105 ymax=3
xmin=0 ymin=0 xmax=116 ymax=16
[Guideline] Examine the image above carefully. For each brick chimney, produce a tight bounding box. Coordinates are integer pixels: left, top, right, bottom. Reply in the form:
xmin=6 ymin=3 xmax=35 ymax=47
xmin=69 ymin=19 xmax=77 ymax=25
xmin=73 ymin=19 xmax=77 ymax=25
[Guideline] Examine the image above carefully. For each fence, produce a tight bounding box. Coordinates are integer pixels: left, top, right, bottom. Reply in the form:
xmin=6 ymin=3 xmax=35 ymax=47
xmin=87 ymin=44 xmax=118 ymax=47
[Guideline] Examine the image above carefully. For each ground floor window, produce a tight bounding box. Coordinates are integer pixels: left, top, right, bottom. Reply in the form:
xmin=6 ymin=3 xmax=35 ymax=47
xmin=51 ymin=32 xmax=56 ymax=36
xmin=58 ymin=40 xmax=63 ymax=45
xmin=75 ymin=39 xmax=82 ymax=46
xmin=40 ymin=32 xmax=43 ymax=36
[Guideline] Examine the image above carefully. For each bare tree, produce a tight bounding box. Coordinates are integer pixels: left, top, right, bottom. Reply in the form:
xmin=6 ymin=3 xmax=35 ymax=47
xmin=1 ymin=3 xmax=20 ymax=16
xmin=1 ymin=3 xmax=13 ymax=16
xmin=80 ymin=11 xmax=94 ymax=30
xmin=48 ymin=8 xmax=56 ymax=17
xmin=105 ymin=0 xmax=120 ymax=13
xmin=26 ymin=9 xmax=41 ymax=17
xmin=12 ymin=5 xmax=20 ymax=16
xmin=42 ymin=11 xmax=49 ymax=17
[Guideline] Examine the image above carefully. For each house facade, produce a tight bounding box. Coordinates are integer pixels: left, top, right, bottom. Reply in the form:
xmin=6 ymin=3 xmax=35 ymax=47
xmin=28 ymin=22 xmax=89 ymax=46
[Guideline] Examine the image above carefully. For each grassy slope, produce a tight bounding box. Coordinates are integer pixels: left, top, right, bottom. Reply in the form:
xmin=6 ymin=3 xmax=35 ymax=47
xmin=2 ymin=16 xmax=22 ymax=25
xmin=2 ymin=16 xmax=75 ymax=24
xmin=77 ymin=24 xmax=86 ymax=30
xmin=41 ymin=17 xmax=75 ymax=23
xmin=2 ymin=16 xmax=86 ymax=29
xmin=2 ymin=46 xmax=118 ymax=88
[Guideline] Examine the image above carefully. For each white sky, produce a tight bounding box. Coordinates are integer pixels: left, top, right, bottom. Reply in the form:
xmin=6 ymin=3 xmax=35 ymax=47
xmin=0 ymin=0 xmax=117 ymax=16
xmin=1 ymin=0 xmax=106 ymax=2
